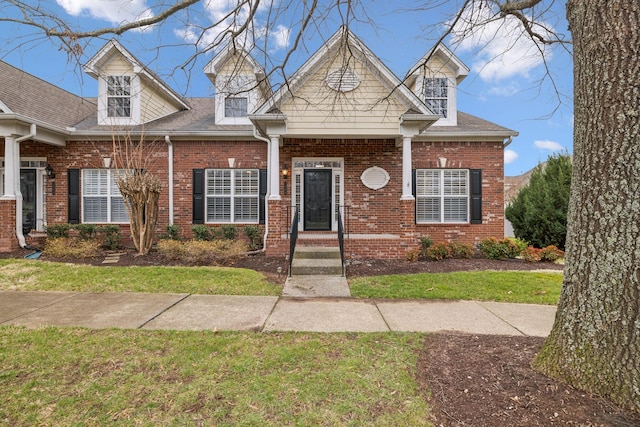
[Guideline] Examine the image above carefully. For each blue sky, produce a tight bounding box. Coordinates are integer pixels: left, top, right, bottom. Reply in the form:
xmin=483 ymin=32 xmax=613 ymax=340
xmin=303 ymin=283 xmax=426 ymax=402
xmin=0 ymin=0 xmax=573 ymax=176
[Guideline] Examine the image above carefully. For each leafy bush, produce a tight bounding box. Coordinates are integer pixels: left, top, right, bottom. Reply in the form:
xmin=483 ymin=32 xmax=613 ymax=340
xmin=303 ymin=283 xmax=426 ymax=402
xmin=218 ymin=224 xmax=238 ymax=240
xmin=157 ymin=239 xmax=248 ymax=265
xmin=162 ymin=224 xmax=181 ymax=241
xmin=448 ymin=241 xmax=473 ymax=259
xmin=191 ymin=225 xmax=212 ymax=241
xmin=478 ymin=237 xmax=523 ymax=260
xmin=540 ymin=245 xmax=565 ymax=262
xmin=418 ymin=235 xmax=433 ymax=256
xmin=506 ymin=153 xmax=572 ymax=250
xmin=405 ymin=248 xmax=421 ymax=262
xmin=74 ymin=224 xmax=98 ymax=240
xmin=99 ymin=225 xmax=121 ymax=250
xmin=45 ymin=224 xmax=71 ymax=239
xmin=522 ymin=246 xmax=542 ymax=262
xmin=426 ymin=242 xmax=452 ymax=261
xmin=44 ymin=237 xmax=101 ymax=258
xmin=244 ymin=225 xmax=263 ymax=250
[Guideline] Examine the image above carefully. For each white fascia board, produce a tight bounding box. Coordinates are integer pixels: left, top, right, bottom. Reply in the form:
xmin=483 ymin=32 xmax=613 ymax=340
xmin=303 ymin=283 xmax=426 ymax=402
xmin=0 ymin=114 xmax=67 ymax=146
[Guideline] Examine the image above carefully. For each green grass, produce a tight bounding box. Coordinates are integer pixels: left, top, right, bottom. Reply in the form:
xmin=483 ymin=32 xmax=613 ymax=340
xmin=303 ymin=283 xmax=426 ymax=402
xmin=0 ymin=259 xmax=280 ymax=296
xmin=350 ymin=270 xmax=563 ymax=305
xmin=0 ymin=327 xmax=430 ymax=426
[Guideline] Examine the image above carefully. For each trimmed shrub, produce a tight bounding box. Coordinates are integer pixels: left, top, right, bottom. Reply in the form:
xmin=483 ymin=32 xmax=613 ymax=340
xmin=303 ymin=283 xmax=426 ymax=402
xmin=99 ymin=225 xmax=122 ymax=250
xmin=406 ymin=248 xmax=421 ymax=262
xmin=191 ymin=225 xmax=212 ymax=241
xmin=162 ymin=224 xmax=180 ymax=241
xmin=219 ymin=224 xmax=238 ymax=240
xmin=244 ymin=225 xmax=263 ymax=250
xmin=448 ymin=241 xmax=473 ymax=259
xmin=74 ymin=224 xmax=98 ymax=240
xmin=426 ymin=242 xmax=452 ymax=261
xmin=157 ymin=239 xmax=248 ymax=265
xmin=44 ymin=237 xmax=101 ymax=259
xmin=540 ymin=245 xmax=565 ymax=262
xmin=418 ymin=235 xmax=433 ymax=256
xmin=45 ymin=224 xmax=71 ymax=239
xmin=478 ymin=237 xmax=523 ymax=260
xmin=522 ymin=246 xmax=542 ymax=262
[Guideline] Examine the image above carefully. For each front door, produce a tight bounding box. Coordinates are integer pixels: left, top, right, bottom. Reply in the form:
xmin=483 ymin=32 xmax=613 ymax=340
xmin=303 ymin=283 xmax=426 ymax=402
xmin=304 ymin=169 xmax=332 ymax=230
xmin=20 ymin=169 xmax=37 ymax=231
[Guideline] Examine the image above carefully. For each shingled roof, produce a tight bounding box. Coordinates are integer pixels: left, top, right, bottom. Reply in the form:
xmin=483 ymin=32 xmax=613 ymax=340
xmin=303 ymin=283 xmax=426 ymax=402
xmin=0 ymin=60 xmax=95 ymax=129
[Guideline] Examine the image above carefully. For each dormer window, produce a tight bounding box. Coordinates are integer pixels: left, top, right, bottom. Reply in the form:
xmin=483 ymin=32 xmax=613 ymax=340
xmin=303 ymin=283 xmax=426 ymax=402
xmin=107 ymin=76 xmax=131 ymax=118
xmin=424 ymin=77 xmax=448 ymax=118
xmin=225 ymin=97 xmax=248 ymax=118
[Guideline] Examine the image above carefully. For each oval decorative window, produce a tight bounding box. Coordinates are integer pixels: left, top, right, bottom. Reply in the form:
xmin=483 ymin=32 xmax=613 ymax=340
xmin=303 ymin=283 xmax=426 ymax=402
xmin=325 ymin=68 xmax=361 ymax=92
xmin=361 ymin=166 xmax=390 ymax=190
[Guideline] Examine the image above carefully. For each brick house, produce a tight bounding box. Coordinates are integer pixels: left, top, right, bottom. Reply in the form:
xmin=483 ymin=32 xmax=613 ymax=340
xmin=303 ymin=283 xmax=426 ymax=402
xmin=0 ymin=28 xmax=517 ymax=258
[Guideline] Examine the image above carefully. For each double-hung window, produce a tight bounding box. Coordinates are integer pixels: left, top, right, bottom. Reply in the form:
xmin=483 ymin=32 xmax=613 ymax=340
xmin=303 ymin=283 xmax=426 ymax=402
xmin=206 ymin=169 xmax=258 ymax=223
xmin=424 ymin=77 xmax=448 ymax=118
xmin=82 ymin=169 xmax=129 ymax=223
xmin=416 ymin=169 xmax=469 ymax=223
xmin=107 ymin=76 xmax=131 ymax=118
xmin=224 ymin=97 xmax=248 ymax=118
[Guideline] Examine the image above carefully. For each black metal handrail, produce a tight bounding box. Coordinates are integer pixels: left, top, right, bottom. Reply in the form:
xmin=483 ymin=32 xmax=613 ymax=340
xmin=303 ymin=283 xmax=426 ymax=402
xmin=288 ymin=206 xmax=299 ymax=277
xmin=337 ymin=207 xmax=345 ymax=277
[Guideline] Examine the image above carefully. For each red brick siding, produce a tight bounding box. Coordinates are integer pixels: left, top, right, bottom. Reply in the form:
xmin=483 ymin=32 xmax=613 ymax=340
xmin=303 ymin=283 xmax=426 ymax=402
xmin=3 ymin=137 xmax=504 ymax=258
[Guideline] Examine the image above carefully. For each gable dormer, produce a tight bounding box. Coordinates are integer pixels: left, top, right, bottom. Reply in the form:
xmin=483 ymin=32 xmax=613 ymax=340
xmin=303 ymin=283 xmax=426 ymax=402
xmin=204 ymin=45 xmax=268 ymax=125
xmin=84 ymin=40 xmax=189 ymax=126
xmin=406 ymin=44 xmax=469 ymax=126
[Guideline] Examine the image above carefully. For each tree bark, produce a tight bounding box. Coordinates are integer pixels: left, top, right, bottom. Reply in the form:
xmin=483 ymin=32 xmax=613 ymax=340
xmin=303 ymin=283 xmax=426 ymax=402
xmin=533 ymin=0 xmax=640 ymax=412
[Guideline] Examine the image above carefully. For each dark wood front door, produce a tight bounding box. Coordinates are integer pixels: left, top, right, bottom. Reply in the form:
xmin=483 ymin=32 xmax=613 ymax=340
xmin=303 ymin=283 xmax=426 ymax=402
xmin=304 ymin=169 xmax=332 ymax=231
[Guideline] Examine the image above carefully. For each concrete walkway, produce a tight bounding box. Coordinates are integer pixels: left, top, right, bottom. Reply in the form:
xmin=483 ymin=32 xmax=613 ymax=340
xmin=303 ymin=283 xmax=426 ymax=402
xmin=0 ymin=290 xmax=556 ymax=336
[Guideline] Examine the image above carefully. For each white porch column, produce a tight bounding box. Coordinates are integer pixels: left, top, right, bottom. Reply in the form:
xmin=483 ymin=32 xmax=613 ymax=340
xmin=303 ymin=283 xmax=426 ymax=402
xmin=401 ymin=136 xmax=414 ymax=200
xmin=2 ymin=136 xmax=17 ymax=199
xmin=268 ymin=135 xmax=281 ymax=200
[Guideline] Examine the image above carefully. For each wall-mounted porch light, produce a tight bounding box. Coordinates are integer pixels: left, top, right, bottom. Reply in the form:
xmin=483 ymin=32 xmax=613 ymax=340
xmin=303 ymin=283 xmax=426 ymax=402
xmin=281 ymin=168 xmax=289 ymax=195
xmin=45 ymin=163 xmax=55 ymax=179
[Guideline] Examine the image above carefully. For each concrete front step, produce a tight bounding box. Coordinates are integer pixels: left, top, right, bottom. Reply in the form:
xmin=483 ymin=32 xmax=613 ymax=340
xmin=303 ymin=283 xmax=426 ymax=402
xmin=291 ymin=258 xmax=343 ymax=276
xmin=294 ymin=246 xmax=341 ymax=259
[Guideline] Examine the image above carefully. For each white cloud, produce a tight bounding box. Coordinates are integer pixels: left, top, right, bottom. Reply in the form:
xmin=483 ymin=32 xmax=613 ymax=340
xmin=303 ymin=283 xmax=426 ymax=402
xmin=57 ymin=0 xmax=153 ymax=26
xmin=488 ymin=83 xmax=519 ymax=97
xmin=534 ymin=140 xmax=563 ymax=151
xmin=176 ymin=0 xmax=290 ymax=52
xmin=504 ymin=149 xmax=519 ymax=164
xmin=271 ymin=25 xmax=291 ymax=50
xmin=452 ymin=5 xmax=553 ymax=81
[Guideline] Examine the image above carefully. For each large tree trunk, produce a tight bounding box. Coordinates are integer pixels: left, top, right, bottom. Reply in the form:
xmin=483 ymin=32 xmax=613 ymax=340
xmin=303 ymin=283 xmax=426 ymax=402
xmin=533 ymin=1 xmax=640 ymax=412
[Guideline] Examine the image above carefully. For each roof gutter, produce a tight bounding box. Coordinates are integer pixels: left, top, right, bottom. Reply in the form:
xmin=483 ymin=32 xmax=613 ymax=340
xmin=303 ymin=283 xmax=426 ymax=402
xmin=14 ymin=123 xmax=37 ymax=249
xmin=503 ymin=136 xmax=514 ymax=147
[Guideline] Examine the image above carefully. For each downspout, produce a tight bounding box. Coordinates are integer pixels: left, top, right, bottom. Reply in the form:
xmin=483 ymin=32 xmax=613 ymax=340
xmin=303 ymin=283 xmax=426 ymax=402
xmin=164 ymin=135 xmax=174 ymax=225
xmin=253 ymin=126 xmax=271 ymax=252
xmin=14 ymin=123 xmax=37 ymax=248
xmin=503 ymin=136 xmax=513 ymax=148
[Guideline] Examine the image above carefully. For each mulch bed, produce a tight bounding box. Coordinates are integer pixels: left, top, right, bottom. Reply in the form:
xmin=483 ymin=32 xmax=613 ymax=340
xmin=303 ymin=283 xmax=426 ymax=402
xmin=3 ymin=248 xmax=638 ymax=424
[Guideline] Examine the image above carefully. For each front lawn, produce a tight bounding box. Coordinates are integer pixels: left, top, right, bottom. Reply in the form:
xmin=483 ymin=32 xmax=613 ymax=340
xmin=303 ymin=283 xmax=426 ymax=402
xmin=0 ymin=327 xmax=429 ymax=426
xmin=0 ymin=259 xmax=281 ymax=296
xmin=350 ymin=270 xmax=563 ymax=305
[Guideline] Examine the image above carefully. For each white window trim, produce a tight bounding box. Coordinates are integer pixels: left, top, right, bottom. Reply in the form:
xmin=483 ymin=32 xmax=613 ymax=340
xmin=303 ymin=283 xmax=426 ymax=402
xmin=419 ymin=75 xmax=457 ymax=126
xmin=98 ymin=74 xmax=141 ymax=125
xmin=82 ymin=169 xmax=130 ymax=224
xmin=214 ymin=74 xmax=258 ymax=125
xmin=416 ymin=169 xmax=469 ymax=224
xmin=205 ymin=168 xmax=260 ymax=224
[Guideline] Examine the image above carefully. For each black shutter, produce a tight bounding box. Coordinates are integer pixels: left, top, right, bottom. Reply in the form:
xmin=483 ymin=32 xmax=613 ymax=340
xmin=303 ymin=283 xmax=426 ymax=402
xmin=192 ymin=169 xmax=205 ymax=224
xmin=259 ymin=169 xmax=267 ymax=224
xmin=470 ymin=169 xmax=482 ymax=224
xmin=412 ymin=169 xmax=417 ymax=224
xmin=68 ymin=169 xmax=80 ymax=224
